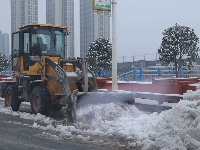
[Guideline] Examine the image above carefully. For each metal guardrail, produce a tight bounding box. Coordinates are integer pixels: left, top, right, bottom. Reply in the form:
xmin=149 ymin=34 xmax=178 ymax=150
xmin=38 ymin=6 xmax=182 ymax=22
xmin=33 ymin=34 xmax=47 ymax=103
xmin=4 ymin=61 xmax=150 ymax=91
xmin=0 ymin=70 xmax=12 ymax=77
xmin=118 ymin=68 xmax=200 ymax=82
xmin=136 ymin=92 xmax=183 ymax=104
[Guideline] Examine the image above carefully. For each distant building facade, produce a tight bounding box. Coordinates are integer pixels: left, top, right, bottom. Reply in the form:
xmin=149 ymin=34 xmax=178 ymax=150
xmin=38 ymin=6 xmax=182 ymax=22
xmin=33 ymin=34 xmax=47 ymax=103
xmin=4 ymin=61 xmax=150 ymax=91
xmin=0 ymin=30 xmax=9 ymax=57
xmin=80 ymin=1 xmax=110 ymax=58
xmin=80 ymin=1 xmax=94 ymax=58
xmin=11 ymin=0 xmax=38 ymax=33
xmin=94 ymin=12 xmax=110 ymax=41
xmin=46 ymin=0 xmax=75 ymax=57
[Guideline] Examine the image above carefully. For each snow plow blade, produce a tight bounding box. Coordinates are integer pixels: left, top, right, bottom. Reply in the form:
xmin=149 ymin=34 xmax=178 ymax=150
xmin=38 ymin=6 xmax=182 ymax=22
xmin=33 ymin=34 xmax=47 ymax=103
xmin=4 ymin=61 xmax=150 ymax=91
xmin=76 ymin=91 xmax=136 ymax=108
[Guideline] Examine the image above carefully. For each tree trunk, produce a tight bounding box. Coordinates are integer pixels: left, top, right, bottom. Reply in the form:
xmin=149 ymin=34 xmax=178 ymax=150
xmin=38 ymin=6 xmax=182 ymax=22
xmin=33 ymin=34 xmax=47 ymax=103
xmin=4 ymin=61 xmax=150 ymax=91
xmin=175 ymin=59 xmax=178 ymax=78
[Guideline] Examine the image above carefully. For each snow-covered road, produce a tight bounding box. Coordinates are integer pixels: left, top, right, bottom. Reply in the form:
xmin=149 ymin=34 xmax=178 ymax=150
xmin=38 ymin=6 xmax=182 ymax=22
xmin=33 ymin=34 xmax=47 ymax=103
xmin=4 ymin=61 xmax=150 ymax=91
xmin=1 ymin=89 xmax=200 ymax=149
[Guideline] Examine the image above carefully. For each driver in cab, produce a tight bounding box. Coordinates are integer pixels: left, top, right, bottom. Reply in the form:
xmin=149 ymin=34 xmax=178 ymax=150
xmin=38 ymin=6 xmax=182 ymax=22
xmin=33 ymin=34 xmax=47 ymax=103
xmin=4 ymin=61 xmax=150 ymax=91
xmin=32 ymin=37 xmax=48 ymax=56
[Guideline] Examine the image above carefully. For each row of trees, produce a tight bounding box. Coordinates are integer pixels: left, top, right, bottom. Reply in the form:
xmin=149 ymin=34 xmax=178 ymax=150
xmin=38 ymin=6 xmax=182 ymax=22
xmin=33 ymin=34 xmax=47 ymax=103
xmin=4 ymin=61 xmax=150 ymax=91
xmin=0 ymin=54 xmax=10 ymax=71
xmin=87 ymin=24 xmax=200 ymax=78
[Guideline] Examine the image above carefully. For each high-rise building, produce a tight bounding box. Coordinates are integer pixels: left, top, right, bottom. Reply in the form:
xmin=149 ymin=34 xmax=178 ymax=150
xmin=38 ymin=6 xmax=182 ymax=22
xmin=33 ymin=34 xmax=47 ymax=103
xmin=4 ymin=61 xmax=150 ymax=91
xmin=94 ymin=12 xmax=110 ymax=41
xmin=0 ymin=31 xmax=3 ymax=54
xmin=80 ymin=1 xmax=94 ymax=58
xmin=46 ymin=0 xmax=75 ymax=57
xmin=3 ymin=33 xmax=9 ymax=57
xmin=80 ymin=1 xmax=111 ymax=58
xmin=11 ymin=0 xmax=38 ymax=33
xmin=0 ymin=30 xmax=9 ymax=57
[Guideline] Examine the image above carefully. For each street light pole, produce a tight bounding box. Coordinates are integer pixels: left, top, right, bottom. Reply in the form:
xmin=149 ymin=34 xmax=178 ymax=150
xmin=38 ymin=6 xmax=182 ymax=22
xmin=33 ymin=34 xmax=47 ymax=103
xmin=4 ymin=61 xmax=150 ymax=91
xmin=112 ymin=0 xmax=118 ymax=91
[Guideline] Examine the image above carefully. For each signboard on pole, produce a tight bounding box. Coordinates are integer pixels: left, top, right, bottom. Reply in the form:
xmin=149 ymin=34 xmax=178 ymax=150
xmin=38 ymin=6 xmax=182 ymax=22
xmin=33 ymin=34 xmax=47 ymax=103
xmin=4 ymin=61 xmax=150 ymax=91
xmin=92 ymin=0 xmax=111 ymax=11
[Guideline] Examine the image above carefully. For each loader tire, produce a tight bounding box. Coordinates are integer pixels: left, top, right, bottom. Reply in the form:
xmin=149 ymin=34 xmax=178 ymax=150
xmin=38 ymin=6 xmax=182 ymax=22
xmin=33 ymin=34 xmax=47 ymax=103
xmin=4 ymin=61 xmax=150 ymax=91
xmin=51 ymin=104 xmax=62 ymax=112
xmin=30 ymin=86 xmax=52 ymax=116
xmin=5 ymin=85 xmax=21 ymax=111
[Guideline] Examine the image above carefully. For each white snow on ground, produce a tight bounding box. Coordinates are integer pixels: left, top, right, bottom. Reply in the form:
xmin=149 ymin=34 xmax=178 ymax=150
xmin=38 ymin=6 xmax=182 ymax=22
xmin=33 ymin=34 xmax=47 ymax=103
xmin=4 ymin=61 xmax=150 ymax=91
xmin=1 ymin=91 xmax=200 ymax=149
xmin=0 ymin=99 xmax=53 ymax=124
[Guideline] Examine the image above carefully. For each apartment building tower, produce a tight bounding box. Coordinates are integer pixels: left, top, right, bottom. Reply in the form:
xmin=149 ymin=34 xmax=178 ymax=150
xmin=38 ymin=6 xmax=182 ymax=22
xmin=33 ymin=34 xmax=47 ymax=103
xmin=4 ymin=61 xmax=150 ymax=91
xmin=79 ymin=1 xmax=94 ymax=58
xmin=80 ymin=1 xmax=110 ymax=58
xmin=0 ymin=30 xmax=9 ymax=57
xmin=46 ymin=0 xmax=75 ymax=57
xmin=94 ymin=12 xmax=110 ymax=41
xmin=11 ymin=0 xmax=38 ymax=33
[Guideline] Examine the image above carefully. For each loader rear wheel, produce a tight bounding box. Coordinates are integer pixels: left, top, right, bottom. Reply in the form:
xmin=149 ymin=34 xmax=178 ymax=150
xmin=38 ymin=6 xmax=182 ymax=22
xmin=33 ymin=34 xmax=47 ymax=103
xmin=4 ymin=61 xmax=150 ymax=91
xmin=5 ymin=85 xmax=21 ymax=111
xmin=30 ymin=86 xmax=52 ymax=116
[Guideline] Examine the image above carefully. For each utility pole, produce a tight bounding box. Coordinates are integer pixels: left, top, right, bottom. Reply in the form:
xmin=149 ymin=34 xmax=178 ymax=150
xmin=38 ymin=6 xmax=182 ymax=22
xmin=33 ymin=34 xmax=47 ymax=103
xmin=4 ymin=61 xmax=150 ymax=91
xmin=156 ymin=53 xmax=159 ymax=60
xmin=131 ymin=55 xmax=135 ymax=62
xmin=112 ymin=0 xmax=118 ymax=91
xmin=122 ymin=55 xmax=126 ymax=63
xmin=143 ymin=54 xmax=146 ymax=60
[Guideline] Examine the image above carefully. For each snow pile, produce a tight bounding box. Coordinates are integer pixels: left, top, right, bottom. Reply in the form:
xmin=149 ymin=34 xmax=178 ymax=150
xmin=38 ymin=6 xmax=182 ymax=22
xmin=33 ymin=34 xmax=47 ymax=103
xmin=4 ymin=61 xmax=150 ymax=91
xmin=139 ymin=100 xmax=200 ymax=149
xmin=74 ymin=101 xmax=200 ymax=149
xmin=196 ymin=83 xmax=200 ymax=90
xmin=2 ymin=93 xmax=200 ymax=149
xmin=0 ymin=105 xmax=53 ymax=124
xmin=183 ymin=89 xmax=200 ymax=100
xmin=183 ymin=84 xmax=200 ymax=100
xmin=33 ymin=100 xmax=200 ymax=149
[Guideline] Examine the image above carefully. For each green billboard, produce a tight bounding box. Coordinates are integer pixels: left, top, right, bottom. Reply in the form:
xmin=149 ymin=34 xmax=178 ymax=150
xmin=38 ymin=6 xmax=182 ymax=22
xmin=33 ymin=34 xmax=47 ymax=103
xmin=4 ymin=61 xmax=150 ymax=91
xmin=92 ymin=0 xmax=111 ymax=11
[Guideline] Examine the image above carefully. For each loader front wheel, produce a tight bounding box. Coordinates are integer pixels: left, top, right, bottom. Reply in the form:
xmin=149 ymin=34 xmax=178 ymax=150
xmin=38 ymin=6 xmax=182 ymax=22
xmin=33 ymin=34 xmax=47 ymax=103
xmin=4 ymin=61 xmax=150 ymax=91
xmin=51 ymin=104 xmax=62 ymax=112
xmin=30 ymin=86 xmax=52 ymax=116
xmin=5 ymin=85 xmax=21 ymax=111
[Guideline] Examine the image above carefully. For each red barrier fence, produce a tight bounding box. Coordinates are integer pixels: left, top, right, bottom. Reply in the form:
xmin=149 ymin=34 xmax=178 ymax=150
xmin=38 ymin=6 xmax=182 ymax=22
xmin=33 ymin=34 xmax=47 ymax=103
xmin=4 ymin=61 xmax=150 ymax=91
xmin=0 ymin=76 xmax=197 ymax=103
xmin=0 ymin=75 xmax=12 ymax=81
xmin=96 ymin=77 xmax=198 ymax=94
xmin=96 ymin=77 xmax=199 ymax=103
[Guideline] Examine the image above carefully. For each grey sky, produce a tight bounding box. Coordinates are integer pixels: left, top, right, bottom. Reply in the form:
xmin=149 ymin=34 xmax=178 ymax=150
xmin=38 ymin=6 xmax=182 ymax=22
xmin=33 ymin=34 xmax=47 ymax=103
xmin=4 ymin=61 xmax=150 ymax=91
xmin=0 ymin=0 xmax=200 ymax=62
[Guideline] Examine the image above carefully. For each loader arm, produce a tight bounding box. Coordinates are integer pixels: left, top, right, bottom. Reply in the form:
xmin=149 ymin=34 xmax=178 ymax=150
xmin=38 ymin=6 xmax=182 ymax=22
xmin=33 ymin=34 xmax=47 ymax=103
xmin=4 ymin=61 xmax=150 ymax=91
xmin=45 ymin=57 xmax=77 ymax=122
xmin=60 ymin=59 xmax=92 ymax=92
xmin=45 ymin=57 xmax=72 ymax=98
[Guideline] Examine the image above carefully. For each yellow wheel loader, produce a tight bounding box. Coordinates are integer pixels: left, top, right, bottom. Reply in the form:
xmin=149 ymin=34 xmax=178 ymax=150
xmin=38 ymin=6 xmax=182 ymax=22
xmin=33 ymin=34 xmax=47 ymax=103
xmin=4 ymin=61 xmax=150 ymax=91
xmin=0 ymin=24 xmax=135 ymax=122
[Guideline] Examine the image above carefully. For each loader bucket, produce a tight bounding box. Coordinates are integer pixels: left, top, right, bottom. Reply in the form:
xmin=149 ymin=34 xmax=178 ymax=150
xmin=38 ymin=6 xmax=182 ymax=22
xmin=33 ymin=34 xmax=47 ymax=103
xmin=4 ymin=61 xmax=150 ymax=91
xmin=76 ymin=91 xmax=136 ymax=108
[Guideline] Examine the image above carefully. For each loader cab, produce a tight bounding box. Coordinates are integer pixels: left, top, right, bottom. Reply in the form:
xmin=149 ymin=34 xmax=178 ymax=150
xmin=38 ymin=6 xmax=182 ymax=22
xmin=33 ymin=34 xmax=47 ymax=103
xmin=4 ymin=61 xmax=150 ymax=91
xmin=11 ymin=24 xmax=68 ymax=71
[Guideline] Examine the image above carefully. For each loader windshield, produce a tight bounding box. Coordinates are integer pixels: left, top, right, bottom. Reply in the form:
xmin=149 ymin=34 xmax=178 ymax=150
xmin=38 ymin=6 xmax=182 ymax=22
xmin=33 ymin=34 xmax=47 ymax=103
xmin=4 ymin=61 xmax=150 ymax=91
xmin=31 ymin=28 xmax=65 ymax=57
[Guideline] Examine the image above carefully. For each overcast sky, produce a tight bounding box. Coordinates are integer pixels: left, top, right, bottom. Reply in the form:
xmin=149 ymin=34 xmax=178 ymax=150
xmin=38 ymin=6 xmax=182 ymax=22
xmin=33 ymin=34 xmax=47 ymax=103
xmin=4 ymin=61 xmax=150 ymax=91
xmin=0 ymin=0 xmax=200 ymax=62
